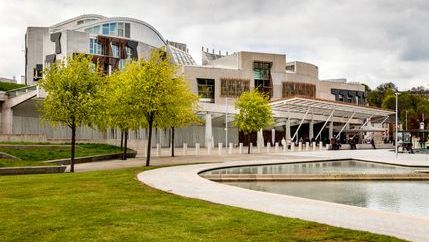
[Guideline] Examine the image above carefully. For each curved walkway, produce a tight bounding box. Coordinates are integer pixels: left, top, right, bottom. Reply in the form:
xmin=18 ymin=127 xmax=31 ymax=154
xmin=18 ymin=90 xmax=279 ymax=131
xmin=138 ymin=150 xmax=429 ymax=242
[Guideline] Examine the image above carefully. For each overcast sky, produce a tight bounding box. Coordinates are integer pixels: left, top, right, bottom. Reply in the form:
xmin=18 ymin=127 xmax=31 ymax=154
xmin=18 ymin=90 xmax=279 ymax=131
xmin=1 ymin=0 xmax=428 ymax=89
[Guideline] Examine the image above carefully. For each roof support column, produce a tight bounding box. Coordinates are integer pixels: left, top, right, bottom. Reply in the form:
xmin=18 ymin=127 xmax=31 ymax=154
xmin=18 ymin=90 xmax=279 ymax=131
xmin=291 ymin=109 xmax=310 ymax=142
xmin=205 ymin=113 xmax=212 ymax=148
xmin=329 ymin=121 xmax=334 ymax=139
xmin=315 ymin=109 xmax=335 ymax=140
xmin=309 ymin=120 xmax=314 ymax=141
xmin=336 ymin=112 xmax=356 ymax=139
xmin=285 ymin=119 xmax=291 ymax=141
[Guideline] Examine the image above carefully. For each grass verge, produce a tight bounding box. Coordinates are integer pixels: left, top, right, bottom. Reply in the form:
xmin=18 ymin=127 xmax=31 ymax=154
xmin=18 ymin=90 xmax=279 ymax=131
xmin=0 ymin=143 xmax=122 ymax=167
xmin=0 ymin=167 xmax=404 ymax=241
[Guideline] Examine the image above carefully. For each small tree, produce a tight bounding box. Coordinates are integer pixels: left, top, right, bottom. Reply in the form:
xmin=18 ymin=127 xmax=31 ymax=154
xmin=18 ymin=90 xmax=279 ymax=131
xmin=156 ymin=80 xmax=200 ymax=157
xmin=234 ymin=90 xmax=272 ymax=154
xmin=123 ymin=49 xmax=191 ymax=165
xmin=39 ymin=54 xmax=103 ymax=172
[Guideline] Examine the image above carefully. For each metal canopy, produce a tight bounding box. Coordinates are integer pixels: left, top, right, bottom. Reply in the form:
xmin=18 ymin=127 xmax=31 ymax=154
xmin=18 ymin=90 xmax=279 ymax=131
xmin=270 ymin=97 xmax=395 ymax=120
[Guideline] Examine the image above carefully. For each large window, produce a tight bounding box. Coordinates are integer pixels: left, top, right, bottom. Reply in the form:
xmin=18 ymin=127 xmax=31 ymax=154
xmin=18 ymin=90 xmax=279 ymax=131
xmin=86 ymin=22 xmax=129 ymax=37
xmin=111 ymin=44 xmax=119 ymax=58
xmin=89 ymin=39 xmax=102 ymax=55
xmin=282 ymin=82 xmax=316 ymax=98
xmin=253 ymin=62 xmax=272 ymax=97
xmin=221 ymin=78 xmax=250 ymax=97
xmin=197 ymin=78 xmax=215 ymax=103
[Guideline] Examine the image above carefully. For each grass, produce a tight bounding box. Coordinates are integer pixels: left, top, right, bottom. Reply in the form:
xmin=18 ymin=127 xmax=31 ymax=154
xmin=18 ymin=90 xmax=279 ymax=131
xmin=0 ymin=143 xmax=123 ymax=167
xmin=0 ymin=167 xmax=404 ymax=242
xmin=0 ymin=81 xmax=26 ymax=91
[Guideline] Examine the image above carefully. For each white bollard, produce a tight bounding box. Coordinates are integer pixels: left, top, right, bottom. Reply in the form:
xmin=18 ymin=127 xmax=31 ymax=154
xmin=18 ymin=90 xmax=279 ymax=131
xmin=305 ymin=142 xmax=309 ymax=151
xmin=291 ymin=143 xmax=295 ymax=152
xmin=312 ymin=142 xmax=316 ymax=151
xmin=319 ymin=141 xmax=323 ymax=151
xmin=228 ymin=143 xmax=233 ymax=154
xmin=156 ymin=144 xmax=161 ymax=157
xmin=239 ymin=143 xmax=243 ymax=154
xmin=207 ymin=142 xmax=212 ymax=155
xmin=298 ymin=142 xmax=303 ymax=151
xmin=195 ymin=143 xmax=200 ymax=155
xmin=183 ymin=143 xmax=188 ymax=155
xmin=249 ymin=142 xmax=253 ymax=153
xmin=257 ymin=142 xmax=261 ymax=153
xmin=266 ymin=142 xmax=271 ymax=153
xmin=274 ymin=142 xmax=279 ymax=152
xmin=218 ymin=143 xmax=223 ymax=155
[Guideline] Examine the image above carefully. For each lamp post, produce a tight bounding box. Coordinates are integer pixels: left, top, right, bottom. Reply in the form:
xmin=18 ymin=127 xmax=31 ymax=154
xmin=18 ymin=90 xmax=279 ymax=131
xmin=395 ymin=92 xmax=399 ymax=158
xmin=225 ymin=97 xmax=229 ymax=148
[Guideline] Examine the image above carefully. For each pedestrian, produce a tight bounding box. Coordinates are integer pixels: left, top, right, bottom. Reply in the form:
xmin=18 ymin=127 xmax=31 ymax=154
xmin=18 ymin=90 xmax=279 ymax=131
xmin=371 ymin=138 xmax=376 ymax=149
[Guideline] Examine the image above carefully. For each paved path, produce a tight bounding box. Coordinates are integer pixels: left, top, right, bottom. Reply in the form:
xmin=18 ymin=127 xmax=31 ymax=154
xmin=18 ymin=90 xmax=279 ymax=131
xmin=137 ymin=150 xmax=429 ymax=242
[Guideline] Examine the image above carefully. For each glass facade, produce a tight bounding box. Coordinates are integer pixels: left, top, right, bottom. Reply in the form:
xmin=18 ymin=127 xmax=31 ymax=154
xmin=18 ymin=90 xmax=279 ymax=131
xmin=197 ymin=78 xmax=215 ymax=103
xmin=221 ymin=78 xmax=250 ymax=97
xmin=86 ymin=22 xmax=129 ymax=37
xmin=89 ymin=39 xmax=102 ymax=55
xmin=111 ymin=44 xmax=119 ymax=58
xmin=253 ymin=62 xmax=272 ymax=97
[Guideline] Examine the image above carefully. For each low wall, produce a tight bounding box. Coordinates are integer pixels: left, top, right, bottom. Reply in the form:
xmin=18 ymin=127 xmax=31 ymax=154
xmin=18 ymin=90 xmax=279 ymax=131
xmin=0 ymin=134 xmax=48 ymax=142
xmin=0 ymin=165 xmax=66 ymax=176
xmin=44 ymin=150 xmax=137 ymax=165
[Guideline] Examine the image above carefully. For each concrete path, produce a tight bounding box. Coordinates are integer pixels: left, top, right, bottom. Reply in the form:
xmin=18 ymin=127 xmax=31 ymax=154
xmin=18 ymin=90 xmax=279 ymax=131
xmin=137 ymin=150 xmax=429 ymax=242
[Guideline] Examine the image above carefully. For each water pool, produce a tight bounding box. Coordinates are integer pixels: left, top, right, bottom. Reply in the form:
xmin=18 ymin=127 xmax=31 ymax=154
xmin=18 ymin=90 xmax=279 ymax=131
xmin=202 ymin=159 xmax=416 ymax=175
xmin=224 ymin=180 xmax=429 ymax=217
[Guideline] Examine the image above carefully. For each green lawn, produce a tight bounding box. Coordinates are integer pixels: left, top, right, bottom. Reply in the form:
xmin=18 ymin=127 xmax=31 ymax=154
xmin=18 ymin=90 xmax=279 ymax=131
xmin=0 ymin=167 xmax=403 ymax=242
xmin=0 ymin=143 xmax=123 ymax=167
xmin=0 ymin=81 xmax=26 ymax=91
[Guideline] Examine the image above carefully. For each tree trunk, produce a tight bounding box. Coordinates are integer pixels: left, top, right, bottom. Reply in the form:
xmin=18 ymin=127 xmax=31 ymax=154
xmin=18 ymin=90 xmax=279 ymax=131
xmin=247 ymin=133 xmax=251 ymax=154
xmin=146 ymin=115 xmax=153 ymax=166
xmin=122 ymin=130 xmax=128 ymax=160
xmin=120 ymin=131 xmax=124 ymax=151
xmin=171 ymin=127 xmax=175 ymax=157
xmin=70 ymin=123 xmax=76 ymax=173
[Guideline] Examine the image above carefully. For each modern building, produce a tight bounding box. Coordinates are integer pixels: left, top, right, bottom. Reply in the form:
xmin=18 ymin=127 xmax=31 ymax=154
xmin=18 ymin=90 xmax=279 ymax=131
xmin=4 ymin=14 xmax=394 ymax=148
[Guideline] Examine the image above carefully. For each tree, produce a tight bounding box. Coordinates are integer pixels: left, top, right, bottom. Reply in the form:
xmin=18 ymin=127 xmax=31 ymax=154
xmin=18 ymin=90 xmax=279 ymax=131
xmin=156 ymin=79 xmax=200 ymax=157
xmin=39 ymin=54 xmax=103 ymax=172
xmin=123 ymin=49 xmax=192 ymax=165
xmin=233 ymin=90 xmax=272 ymax=154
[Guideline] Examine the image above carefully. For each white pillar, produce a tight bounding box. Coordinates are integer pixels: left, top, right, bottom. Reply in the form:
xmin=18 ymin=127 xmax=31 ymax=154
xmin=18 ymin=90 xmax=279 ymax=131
xmin=228 ymin=143 xmax=233 ymax=154
xmin=218 ymin=143 xmax=223 ymax=155
xmin=249 ymin=142 xmax=253 ymax=153
xmin=305 ymin=142 xmax=309 ymax=151
xmin=309 ymin=120 xmax=314 ymax=141
xmin=312 ymin=141 xmax=316 ymax=151
xmin=257 ymin=129 xmax=264 ymax=148
xmin=266 ymin=142 xmax=271 ymax=153
xmin=319 ymin=141 xmax=323 ymax=151
xmin=239 ymin=143 xmax=243 ymax=154
xmin=286 ymin=119 xmax=291 ymax=141
xmin=195 ymin=143 xmax=200 ymax=155
xmin=183 ymin=143 xmax=188 ymax=155
xmin=298 ymin=142 xmax=303 ymax=151
xmin=207 ymin=141 xmax=212 ymax=155
xmin=205 ymin=113 xmax=212 ymax=148
xmin=271 ymin=129 xmax=275 ymax=145
xmin=329 ymin=121 xmax=334 ymax=139
xmin=290 ymin=142 xmax=295 ymax=152
xmin=274 ymin=142 xmax=279 ymax=152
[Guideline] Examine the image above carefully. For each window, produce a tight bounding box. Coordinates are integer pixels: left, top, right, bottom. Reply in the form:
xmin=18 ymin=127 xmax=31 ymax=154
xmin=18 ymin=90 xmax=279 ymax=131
xmin=34 ymin=64 xmax=43 ymax=81
xmin=197 ymin=79 xmax=215 ymax=103
xmin=102 ymin=24 xmax=109 ymax=35
xmin=253 ymin=62 xmax=271 ymax=80
xmin=89 ymin=39 xmax=102 ymax=55
xmin=221 ymin=78 xmax=250 ymax=97
xmin=118 ymin=23 xmax=124 ymax=36
xmin=282 ymin=82 xmax=316 ymax=98
xmin=109 ymin=23 xmax=117 ymax=36
xmin=125 ymin=46 xmax=132 ymax=59
xmin=111 ymin=44 xmax=119 ymax=58
xmin=286 ymin=64 xmax=295 ymax=72
xmin=118 ymin=59 xmax=126 ymax=70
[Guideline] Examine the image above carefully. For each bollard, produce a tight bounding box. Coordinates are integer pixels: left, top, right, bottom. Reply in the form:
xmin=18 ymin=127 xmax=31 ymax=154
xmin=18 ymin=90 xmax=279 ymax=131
xmin=183 ymin=143 xmax=188 ymax=155
xmin=305 ymin=142 xmax=309 ymax=151
xmin=228 ymin=143 xmax=233 ymax=154
xmin=257 ymin=142 xmax=261 ymax=153
xmin=266 ymin=142 xmax=271 ymax=153
xmin=239 ymin=143 xmax=243 ymax=154
xmin=156 ymin=144 xmax=161 ymax=157
xmin=298 ymin=142 xmax=303 ymax=151
xmin=275 ymin=142 xmax=279 ymax=152
xmin=195 ymin=143 xmax=200 ymax=155
xmin=319 ymin=141 xmax=323 ymax=151
xmin=207 ymin=142 xmax=212 ymax=155
xmin=218 ymin=143 xmax=223 ymax=155
xmin=312 ymin=142 xmax=316 ymax=151
xmin=249 ymin=142 xmax=253 ymax=153
xmin=291 ymin=143 xmax=295 ymax=152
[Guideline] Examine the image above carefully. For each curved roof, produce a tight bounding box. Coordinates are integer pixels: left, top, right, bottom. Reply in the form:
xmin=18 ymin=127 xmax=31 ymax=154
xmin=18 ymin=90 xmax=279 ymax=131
xmin=50 ymin=14 xmax=106 ymax=30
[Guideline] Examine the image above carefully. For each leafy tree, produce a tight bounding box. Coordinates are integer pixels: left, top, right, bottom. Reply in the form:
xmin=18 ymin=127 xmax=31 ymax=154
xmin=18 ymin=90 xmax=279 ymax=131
xmin=233 ymin=90 xmax=272 ymax=154
xmin=123 ymin=49 xmax=192 ymax=165
xmin=156 ymin=80 xmax=200 ymax=157
xmin=39 ymin=54 xmax=103 ymax=172
xmin=367 ymin=82 xmax=398 ymax=107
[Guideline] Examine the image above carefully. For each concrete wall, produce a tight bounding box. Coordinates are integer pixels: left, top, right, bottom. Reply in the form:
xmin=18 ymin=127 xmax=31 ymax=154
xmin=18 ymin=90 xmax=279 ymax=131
xmin=318 ymin=80 xmax=365 ymax=101
xmin=25 ymin=27 xmax=49 ymax=85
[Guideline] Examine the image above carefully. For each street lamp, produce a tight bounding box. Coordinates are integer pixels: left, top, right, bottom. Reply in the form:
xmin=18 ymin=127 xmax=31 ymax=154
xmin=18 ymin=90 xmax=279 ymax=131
xmin=225 ymin=97 xmax=229 ymax=148
xmin=395 ymin=92 xmax=399 ymax=158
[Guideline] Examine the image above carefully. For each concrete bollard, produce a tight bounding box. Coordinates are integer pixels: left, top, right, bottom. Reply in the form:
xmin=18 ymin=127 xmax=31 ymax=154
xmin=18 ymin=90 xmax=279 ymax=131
xmin=298 ymin=142 xmax=303 ymax=151
xmin=195 ymin=143 xmax=200 ymax=155
xmin=275 ymin=142 xmax=279 ymax=152
xmin=239 ymin=143 xmax=243 ymax=154
xmin=319 ymin=141 xmax=323 ymax=151
xmin=156 ymin=144 xmax=161 ymax=157
xmin=312 ymin=142 xmax=316 ymax=151
xmin=207 ymin=142 xmax=212 ymax=155
xmin=305 ymin=142 xmax=309 ymax=151
xmin=183 ymin=143 xmax=188 ymax=155
xmin=249 ymin=142 xmax=253 ymax=153
xmin=257 ymin=143 xmax=261 ymax=153
xmin=266 ymin=142 xmax=271 ymax=153
xmin=218 ymin=143 xmax=223 ymax=155
xmin=291 ymin=143 xmax=295 ymax=152
xmin=228 ymin=143 xmax=233 ymax=154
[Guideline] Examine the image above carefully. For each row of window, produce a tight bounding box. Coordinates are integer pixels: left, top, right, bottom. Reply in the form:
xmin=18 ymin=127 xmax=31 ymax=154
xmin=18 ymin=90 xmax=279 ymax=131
xmin=197 ymin=79 xmax=316 ymax=103
xmin=85 ymin=22 xmax=130 ymax=38
xmin=89 ymin=39 xmax=132 ymax=59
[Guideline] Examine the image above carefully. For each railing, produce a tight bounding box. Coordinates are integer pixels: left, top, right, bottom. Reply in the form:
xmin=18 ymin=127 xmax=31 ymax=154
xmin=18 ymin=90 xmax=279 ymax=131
xmin=6 ymin=85 xmax=38 ymax=98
